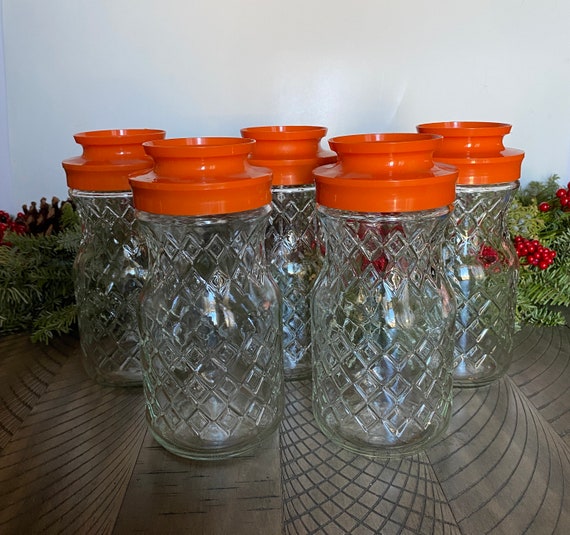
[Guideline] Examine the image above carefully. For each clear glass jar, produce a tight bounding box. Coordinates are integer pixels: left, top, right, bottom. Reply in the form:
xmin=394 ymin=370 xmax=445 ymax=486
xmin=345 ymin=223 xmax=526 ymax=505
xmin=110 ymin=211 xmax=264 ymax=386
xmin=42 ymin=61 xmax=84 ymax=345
xmin=71 ymin=190 xmax=145 ymax=385
xmin=417 ymin=121 xmax=524 ymax=387
xmin=136 ymin=206 xmax=283 ymax=459
xmin=312 ymin=207 xmax=455 ymax=457
xmin=62 ymin=128 xmax=165 ymax=386
xmin=130 ymin=137 xmax=283 ymax=460
xmin=312 ymin=133 xmax=458 ymax=458
xmin=240 ymin=125 xmax=336 ymax=381
xmin=446 ymin=182 xmax=519 ymax=386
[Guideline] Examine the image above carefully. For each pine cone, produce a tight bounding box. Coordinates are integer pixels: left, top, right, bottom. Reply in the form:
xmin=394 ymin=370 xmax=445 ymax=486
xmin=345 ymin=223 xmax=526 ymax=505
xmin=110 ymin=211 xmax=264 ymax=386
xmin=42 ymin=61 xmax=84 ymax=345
xmin=21 ymin=197 xmax=71 ymax=236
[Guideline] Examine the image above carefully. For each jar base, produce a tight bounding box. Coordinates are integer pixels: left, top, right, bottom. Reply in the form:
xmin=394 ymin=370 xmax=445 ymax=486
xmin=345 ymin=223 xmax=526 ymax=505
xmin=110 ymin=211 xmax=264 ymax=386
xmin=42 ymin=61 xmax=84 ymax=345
xmin=452 ymin=359 xmax=510 ymax=388
xmin=452 ymin=372 xmax=507 ymax=388
xmin=284 ymin=368 xmax=312 ymax=381
xmin=313 ymin=410 xmax=451 ymax=460
xmin=80 ymin=349 xmax=143 ymax=387
xmin=84 ymin=369 xmax=143 ymax=388
xmin=147 ymin=416 xmax=281 ymax=461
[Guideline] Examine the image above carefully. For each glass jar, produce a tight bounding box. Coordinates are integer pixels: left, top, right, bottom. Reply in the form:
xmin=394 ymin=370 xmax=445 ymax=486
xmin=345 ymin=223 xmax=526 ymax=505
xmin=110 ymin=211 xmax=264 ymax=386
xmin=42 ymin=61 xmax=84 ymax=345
xmin=240 ymin=125 xmax=336 ymax=380
xmin=312 ymin=133 xmax=458 ymax=458
xmin=62 ymin=128 xmax=165 ymax=386
xmin=130 ymin=137 xmax=283 ymax=460
xmin=417 ymin=122 xmax=524 ymax=387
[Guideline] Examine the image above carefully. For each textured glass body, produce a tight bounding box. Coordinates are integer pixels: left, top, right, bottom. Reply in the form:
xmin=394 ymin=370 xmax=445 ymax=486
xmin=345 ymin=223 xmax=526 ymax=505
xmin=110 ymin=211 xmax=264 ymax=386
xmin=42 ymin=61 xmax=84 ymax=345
xmin=267 ymin=185 xmax=321 ymax=380
xmin=137 ymin=206 xmax=283 ymax=460
xmin=446 ymin=182 xmax=519 ymax=387
xmin=71 ymin=190 xmax=144 ymax=386
xmin=312 ymin=206 xmax=455 ymax=458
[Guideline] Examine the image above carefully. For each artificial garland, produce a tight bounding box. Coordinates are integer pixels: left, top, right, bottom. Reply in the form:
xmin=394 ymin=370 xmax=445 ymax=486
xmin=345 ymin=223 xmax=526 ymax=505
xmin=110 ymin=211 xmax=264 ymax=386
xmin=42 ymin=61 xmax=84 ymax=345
xmin=508 ymin=175 xmax=570 ymax=327
xmin=0 ymin=178 xmax=568 ymax=343
xmin=0 ymin=197 xmax=80 ymax=343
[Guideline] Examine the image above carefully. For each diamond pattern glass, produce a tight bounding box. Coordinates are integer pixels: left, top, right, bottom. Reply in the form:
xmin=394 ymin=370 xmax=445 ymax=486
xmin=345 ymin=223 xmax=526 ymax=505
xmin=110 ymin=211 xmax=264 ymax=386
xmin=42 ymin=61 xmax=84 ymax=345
xmin=72 ymin=191 xmax=144 ymax=386
xmin=446 ymin=182 xmax=519 ymax=387
xmin=266 ymin=185 xmax=321 ymax=380
xmin=311 ymin=206 xmax=455 ymax=458
xmin=137 ymin=206 xmax=283 ymax=460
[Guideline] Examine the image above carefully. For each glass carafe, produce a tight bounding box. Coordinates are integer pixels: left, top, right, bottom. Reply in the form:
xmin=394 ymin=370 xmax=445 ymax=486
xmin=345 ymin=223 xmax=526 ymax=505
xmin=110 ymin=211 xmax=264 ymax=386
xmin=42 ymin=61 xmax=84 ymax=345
xmin=417 ymin=121 xmax=524 ymax=387
xmin=312 ymin=133 xmax=458 ymax=458
xmin=130 ymin=137 xmax=284 ymax=459
xmin=241 ymin=125 xmax=336 ymax=380
xmin=62 ymin=128 xmax=165 ymax=386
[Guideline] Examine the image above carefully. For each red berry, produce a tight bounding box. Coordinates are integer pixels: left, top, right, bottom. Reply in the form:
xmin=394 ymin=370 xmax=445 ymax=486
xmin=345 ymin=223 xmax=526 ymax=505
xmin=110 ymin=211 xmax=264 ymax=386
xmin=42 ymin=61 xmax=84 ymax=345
xmin=538 ymin=202 xmax=551 ymax=212
xmin=512 ymin=236 xmax=558 ymax=270
xmin=560 ymin=197 xmax=569 ymax=207
xmin=556 ymin=188 xmax=567 ymax=198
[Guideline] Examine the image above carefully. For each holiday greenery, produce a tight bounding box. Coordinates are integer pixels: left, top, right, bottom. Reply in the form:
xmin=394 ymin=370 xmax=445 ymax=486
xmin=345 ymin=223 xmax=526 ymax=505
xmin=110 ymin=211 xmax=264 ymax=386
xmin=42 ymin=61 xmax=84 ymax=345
xmin=507 ymin=175 xmax=570 ymax=327
xmin=0 ymin=198 xmax=80 ymax=343
xmin=0 ymin=177 xmax=568 ymax=343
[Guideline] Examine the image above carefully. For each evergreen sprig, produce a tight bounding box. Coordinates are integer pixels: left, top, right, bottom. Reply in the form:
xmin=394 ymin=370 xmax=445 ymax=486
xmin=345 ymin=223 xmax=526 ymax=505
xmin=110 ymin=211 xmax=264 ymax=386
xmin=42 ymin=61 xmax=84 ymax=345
xmin=0 ymin=200 xmax=80 ymax=343
xmin=508 ymin=175 xmax=570 ymax=327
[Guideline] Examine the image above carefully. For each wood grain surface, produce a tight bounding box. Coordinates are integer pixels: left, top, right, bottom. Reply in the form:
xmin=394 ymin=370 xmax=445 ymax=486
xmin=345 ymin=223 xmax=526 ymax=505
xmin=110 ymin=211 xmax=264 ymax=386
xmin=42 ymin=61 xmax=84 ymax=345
xmin=113 ymin=431 xmax=282 ymax=534
xmin=0 ymin=319 xmax=568 ymax=534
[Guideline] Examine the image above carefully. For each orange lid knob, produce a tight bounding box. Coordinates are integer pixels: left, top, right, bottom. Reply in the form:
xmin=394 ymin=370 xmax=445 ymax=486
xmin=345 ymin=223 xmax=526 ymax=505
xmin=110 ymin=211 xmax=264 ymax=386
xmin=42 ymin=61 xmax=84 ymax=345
xmin=416 ymin=121 xmax=524 ymax=185
xmin=240 ymin=125 xmax=336 ymax=186
xmin=129 ymin=137 xmax=272 ymax=216
xmin=314 ymin=133 xmax=458 ymax=213
xmin=62 ymin=128 xmax=166 ymax=191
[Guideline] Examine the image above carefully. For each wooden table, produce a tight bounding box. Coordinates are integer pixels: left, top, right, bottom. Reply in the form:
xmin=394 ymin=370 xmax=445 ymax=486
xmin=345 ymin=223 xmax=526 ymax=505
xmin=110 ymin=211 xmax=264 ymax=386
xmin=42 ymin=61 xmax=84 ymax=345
xmin=1 ymin=316 xmax=569 ymax=534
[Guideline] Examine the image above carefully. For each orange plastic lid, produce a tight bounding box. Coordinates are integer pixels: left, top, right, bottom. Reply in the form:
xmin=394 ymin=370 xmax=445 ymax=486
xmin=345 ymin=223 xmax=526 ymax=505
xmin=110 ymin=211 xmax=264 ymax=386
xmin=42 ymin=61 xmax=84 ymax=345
xmin=314 ymin=133 xmax=458 ymax=212
xmin=129 ymin=137 xmax=272 ymax=216
xmin=62 ymin=128 xmax=166 ymax=191
xmin=240 ymin=125 xmax=337 ymax=185
xmin=416 ymin=121 xmax=524 ymax=185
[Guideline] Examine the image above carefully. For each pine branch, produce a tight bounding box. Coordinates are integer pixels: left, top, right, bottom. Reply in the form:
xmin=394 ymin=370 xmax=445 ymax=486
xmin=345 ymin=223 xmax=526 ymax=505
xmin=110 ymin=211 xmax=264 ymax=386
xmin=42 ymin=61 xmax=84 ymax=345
xmin=516 ymin=175 xmax=561 ymax=205
xmin=0 ymin=197 xmax=80 ymax=342
xmin=516 ymin=302 xmax=566 ymax=327
xmin=31 ymin=304 xmax=77 ymax=344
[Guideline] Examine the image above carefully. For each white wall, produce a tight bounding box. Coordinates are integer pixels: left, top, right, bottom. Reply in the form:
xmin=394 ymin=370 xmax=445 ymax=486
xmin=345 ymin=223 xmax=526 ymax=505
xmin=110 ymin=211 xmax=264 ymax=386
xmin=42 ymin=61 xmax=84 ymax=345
xmin=2 ymin=0 xmax=570 ymax=212
xmin=0 ymin=3 xmax=14 ymax=211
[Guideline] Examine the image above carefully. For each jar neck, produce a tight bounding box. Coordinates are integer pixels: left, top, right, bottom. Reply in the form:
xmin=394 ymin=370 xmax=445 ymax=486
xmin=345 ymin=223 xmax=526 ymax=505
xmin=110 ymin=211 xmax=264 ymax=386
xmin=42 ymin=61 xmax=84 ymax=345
xmin=317 ymin=205 xmax=450 ymax=275
xmin=137 ymin=205 xmax=271 ymax=276
xmin=271 ymin=184 xmax=315 ymax=194
xmin=70 ymin=189 xmax=135 ymax=225
xmin=151 ymin=154 xmax=253 ymax=179
xmin=335 ymin=150 xmax=436 ymax=175
xmin=79 ymin=143 xmax=150 ymax=162
xmin=69 ymin=189 xmax=132 ymax=199
xmin=455 ymin=181 xmax=518 ymax=236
